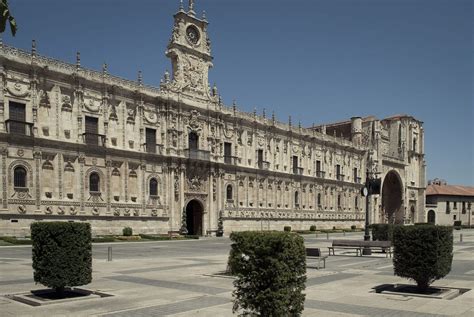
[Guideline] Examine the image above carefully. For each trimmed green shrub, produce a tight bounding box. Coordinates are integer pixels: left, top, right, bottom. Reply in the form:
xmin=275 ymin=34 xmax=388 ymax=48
xmin=284 ymin=226 xmax=292 ymax=232
xmin=31 ymin=222 xmax=92 ymax=294
xmin=310 ymin=225 xmax=317 ymax=231
xmin=393 ymin=225 xmax=453 ymax=292
xmin=228 ymin=231 xmax=306 ymax=316
xmin=370 ymin=224 xmax=400 ymax=241
xmin=122 ymin=226 xmax=133 ymax=236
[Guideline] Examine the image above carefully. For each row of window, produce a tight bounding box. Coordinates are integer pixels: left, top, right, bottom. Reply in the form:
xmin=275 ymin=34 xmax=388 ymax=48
xmin=446 ymin=201 xmax=472 ymax=214
xmin=14 ymin=167 xmax=159 ymax=196
xmin=225 ymin=184 xmax=360 ymax=208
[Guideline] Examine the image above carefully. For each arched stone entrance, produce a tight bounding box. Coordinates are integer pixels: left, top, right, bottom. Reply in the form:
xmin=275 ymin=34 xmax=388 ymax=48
xmin=427 ymin=210 xmax=436 ymax=224
xmin=185 ymin=199 xmax=203 ymax=236
xmin=382 ymin=170 xmax=404 ymax=224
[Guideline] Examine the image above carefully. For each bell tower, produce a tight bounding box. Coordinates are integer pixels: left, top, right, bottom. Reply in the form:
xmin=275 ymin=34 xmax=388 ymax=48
xmin=165 ymin=0 xmax=213 ymax=96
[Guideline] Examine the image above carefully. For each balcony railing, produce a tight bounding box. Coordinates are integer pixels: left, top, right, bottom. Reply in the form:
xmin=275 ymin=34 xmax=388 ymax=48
xmin=184 ymin=149 xmax=210 ymax=161
xmin=82 ymin=133 xmax=106 ymax=146
xmin=336 ymin=174 xmax=345 ymax=181
xmin=5 ymin=119 xmax=34 ymax=136
xmin=258 ymin=161 xmax=270 ymax=170
xmin=144 ymin=143 xmax=164 ymax=155
xmin=224 ymin=156 xmax=238 ymax=165
xmin=316 ymin=171 xmax=326 ymax=178
xmin=293 ymin=167 xmax=304 ymax=175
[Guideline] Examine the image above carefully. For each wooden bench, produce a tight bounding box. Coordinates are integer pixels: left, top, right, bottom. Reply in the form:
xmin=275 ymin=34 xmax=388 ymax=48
xmin=360 ymin=240 xmax=392 ymax=258
xmin=306 ymin=248 xmax=328 ymax=269
xmin=328 ymin=240 xmax=363 ymax=256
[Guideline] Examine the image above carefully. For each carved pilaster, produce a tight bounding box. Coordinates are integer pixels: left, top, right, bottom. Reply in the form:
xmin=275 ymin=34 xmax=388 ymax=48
xmin=79 ymin=155 xmax=85 ymax=211
xmin=33 ymin=151 xmax=41 ymax=209
xmin=141 ymin=163 xmax=146 ymax=214
xmin=1 ymin=147 xmax=7 ymax=209
xmin=58 ymin=154 xmax=63 ymax=199
xmin=0 ymin=64 xmax=5 ymax=132
xmin=124 ymin=161 xmax=129 ymax=202
xmin=106 ymin=159 xmax=112 ymax=213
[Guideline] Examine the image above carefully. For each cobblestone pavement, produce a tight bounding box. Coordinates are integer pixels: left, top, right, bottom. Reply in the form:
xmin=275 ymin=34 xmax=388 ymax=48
xmin=0 ymin=230 xmax=473 ymax=316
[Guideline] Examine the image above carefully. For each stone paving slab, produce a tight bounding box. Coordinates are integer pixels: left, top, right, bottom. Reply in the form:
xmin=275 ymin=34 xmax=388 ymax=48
xmin=305 ymin=299 xmax=447 ymax=317
xmin=100 ymin=295 xmax=230 ymax=317
xmin=107 ymin=275 xmax=230 ymax=295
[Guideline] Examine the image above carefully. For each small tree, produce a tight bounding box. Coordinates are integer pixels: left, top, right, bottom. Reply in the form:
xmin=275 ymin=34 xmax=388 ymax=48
xmin=393 ymin=225 xmax=453 ymax=292
xmin=31 ymin=222 xmax=92 ymax=295
xmin=228 ymin=231 xmax=306 ymax=316
xmin=122 ymin=226 xmax=133 ymax=236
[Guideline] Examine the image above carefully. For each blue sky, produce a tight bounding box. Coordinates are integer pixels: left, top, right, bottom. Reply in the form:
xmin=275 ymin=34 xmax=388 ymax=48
xmin=3 ymin=0 xmax=473 ymax=185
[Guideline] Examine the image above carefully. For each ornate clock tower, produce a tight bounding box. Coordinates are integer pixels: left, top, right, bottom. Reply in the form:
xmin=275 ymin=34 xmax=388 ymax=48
xmin=165 ymin=0 xmax=213 ymax=97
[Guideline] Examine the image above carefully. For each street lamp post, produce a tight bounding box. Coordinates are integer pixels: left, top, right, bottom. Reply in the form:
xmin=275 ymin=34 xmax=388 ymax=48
xmin=362 ymin=152 xmax=381 ymax=256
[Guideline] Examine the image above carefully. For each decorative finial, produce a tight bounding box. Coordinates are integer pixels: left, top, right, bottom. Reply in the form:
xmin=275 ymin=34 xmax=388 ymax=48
xmin=164 ymin=69 xmax=170 ymax=83
xmin=138 ymin=70 xmax=143 ymax=85
xmin=289 ymin=115 xmax=292 ymax=127
xmin=76 ymin=52 xmax=81 ymax=69
xmin=31 ymin=39 xmax=37 ymax=55
xmin=0 ymin=37 xmax=3 ymax=47
xmin=298 ymin=121 xmax=301 ymax=129
xmin=179 ymin=0 xmax=184 ymax=11
xmin=202 ymin=10 xmax=207 ymax=21
xmin=262 ymin=108 xmax=266 ymax=119
xmin=232 ymin=99 xmax=236 ymax=112
xmin=272 ymin=111 xmax=275 ymax=123
xmin=212 ymin=83 xmax=218 ymax=96
xmin=102 ymin=62 xmax=108 ymax=74
xmin=253 ymin=107 xmax=257 ymax=118
xmin=188 ymin=0 xmax=195 ymax=15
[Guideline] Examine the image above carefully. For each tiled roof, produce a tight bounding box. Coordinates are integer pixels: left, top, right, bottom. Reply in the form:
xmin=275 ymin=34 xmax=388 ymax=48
xmin=426 ymin=184 xmax=474 ymax=197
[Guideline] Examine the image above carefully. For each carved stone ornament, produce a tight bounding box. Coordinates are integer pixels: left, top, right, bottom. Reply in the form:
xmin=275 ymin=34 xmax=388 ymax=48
xmin=58 ymin=206 xmax=65 ymax=215
xmin=113 ymin=208 xmax=120 ymax=216
xmin=6 ymin=80 xmax=30 ymax=98
xmin=92 ymin=207 xmax=99 ymax=215
xmin=39 ymin=90 xmax=50 ymax=108
xmin=84 ymin=97 xmax=100 ymax=112
xmin=61 ymin=95 xmax=73 ymax=112
xmin=45 ymin=206 xmax=53 ymax=214
xmin=70 ymin=206 xmax=77 ymax=215
xmin=144 ymin=109 xmax=158 ymax=124
xmin=123 ymin=208 xmax=131 ymax=216
xmin=133 ymin=209 xmax=140 ymax=216
xmin=18 ymin=205 xmax=27 ymax=214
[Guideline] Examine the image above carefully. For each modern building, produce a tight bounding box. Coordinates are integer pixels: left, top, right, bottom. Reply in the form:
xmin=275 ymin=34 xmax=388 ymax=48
xmin=0 ymin=1 xmax=426 ymax=236
xmin=425 ymin=179 xmax=474 ymax=227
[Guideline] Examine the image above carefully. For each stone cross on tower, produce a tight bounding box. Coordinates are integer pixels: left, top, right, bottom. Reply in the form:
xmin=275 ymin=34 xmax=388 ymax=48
xmin=189 ymin=0 xmax=195 ymax=14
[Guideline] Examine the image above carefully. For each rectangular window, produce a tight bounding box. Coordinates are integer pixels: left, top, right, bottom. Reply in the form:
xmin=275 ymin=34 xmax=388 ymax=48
xmin=353 ymin=167 xmax=358 ymax=183
xmin=316 ymin=160 xmax=321 ymax=173
xmin=257 ymin=149 xmax=264 ymax=168
xmin=446 ymin=201 xmax=450 ymax=214
xmin=336 ymin=164 xmax=343 ymax=181
xmin=8 ymin=101 xmax=27 ymax=134
xmin=85 ymin=116 xmax=99 ymax=145
xmin=224 ymin=142 xmax=232 ymax=164
xmin=146 ymin=128 xmax=156 ymax=154
xmin=453 ymin=202 xmax=457 ymax=209
xmin=462 ymin=202 xmax=466 ymax=214
xmin=293 ymin=156 xmax=298 ymax=174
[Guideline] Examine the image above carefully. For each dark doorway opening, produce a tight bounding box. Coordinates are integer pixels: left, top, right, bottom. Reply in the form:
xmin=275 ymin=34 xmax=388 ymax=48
xmin=382 ymin=171 xmax=403 ymax=224
xmin=427 ymin=210 xmax=436 ymax=224
xmin=186 ymin=199 xmax=203 ymax=236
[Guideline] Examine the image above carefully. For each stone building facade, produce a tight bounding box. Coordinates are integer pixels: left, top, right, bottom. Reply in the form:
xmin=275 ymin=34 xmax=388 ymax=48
xmin=0 ymin=1 xmax=426 ymax=236
xmin=425 ymin=179 xmax=474 ymax=227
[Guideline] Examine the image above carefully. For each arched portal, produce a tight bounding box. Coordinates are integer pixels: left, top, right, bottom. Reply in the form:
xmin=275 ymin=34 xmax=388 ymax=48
xmin=427 ymin=210 xmax=436 ymax=224
xmin=382 ymin=170 xmax=404 ymax=224
xmin=185 ymin=199 xmax=203 ymax=236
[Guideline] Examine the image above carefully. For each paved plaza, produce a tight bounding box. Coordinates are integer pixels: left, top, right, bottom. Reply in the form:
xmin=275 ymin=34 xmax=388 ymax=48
xmin=0 ymin=230 xmax=473 ymax=316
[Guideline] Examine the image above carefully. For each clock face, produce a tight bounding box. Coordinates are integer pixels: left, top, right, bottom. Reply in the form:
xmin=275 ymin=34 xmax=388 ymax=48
xmin=186 ymin=25 xmax=200 ymax=45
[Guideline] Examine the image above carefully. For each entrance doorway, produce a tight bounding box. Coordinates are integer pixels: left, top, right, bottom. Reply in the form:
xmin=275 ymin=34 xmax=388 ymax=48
xmin=382 ymin=170 xmax=403 ymax=224
xmin=185 ymin=199 xmax=203 ymax=235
